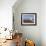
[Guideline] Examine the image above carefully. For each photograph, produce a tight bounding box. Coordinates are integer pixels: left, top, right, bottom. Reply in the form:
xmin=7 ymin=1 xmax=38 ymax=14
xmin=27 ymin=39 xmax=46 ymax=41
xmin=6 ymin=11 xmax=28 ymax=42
xmin=21 ymin=13 xmax=37 ymax=25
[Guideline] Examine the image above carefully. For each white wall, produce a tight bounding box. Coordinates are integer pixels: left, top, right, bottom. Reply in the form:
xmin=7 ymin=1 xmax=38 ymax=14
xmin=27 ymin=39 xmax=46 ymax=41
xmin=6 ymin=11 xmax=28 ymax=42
xmin=0 ymin=0 xmax=17 ymax=30
xmin=13 ymin=0 xmax=41 ymax=46
xmin=41 ymin=0 xmax=46 ymax=46
xmin=0 ymin=0 xmax=18 ymax=39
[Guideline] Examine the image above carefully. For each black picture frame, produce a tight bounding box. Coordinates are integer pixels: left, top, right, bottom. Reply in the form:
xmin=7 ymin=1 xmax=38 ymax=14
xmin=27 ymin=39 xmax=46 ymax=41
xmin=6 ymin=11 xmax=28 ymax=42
xmin=21 ymin=13 xmax=37 ymax=26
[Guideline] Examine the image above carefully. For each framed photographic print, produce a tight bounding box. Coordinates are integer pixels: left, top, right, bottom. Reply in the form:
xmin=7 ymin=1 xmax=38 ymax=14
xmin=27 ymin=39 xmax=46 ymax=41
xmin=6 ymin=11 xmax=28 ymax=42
xmin=21 ymin=13 xmax=37 ymax=26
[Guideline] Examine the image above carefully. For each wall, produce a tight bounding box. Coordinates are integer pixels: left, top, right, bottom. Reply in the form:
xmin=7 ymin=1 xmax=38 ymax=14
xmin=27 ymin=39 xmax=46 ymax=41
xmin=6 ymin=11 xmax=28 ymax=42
xmin=13 ymin=0 xmax=41 ymax=46
xmin=0 ymin=0 xmax=17 ymax=30
xmin=0 ymin=0 xmax=17 ymax=38
xmin=40 ymin=0 xmax=46 ymax=46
